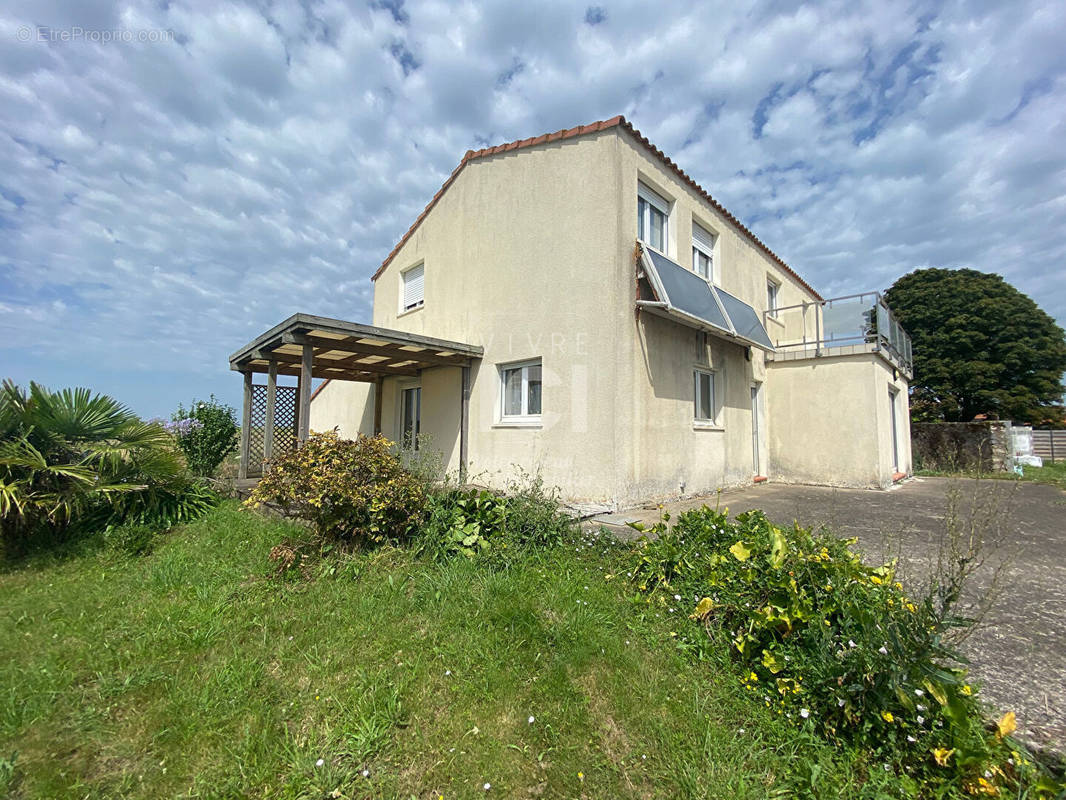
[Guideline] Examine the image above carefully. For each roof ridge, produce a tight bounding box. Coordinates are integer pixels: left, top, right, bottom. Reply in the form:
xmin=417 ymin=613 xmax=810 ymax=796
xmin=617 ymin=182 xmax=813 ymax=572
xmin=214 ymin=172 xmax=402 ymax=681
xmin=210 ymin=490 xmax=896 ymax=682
xmin=370 ymin=116 xmax=821 ymax=300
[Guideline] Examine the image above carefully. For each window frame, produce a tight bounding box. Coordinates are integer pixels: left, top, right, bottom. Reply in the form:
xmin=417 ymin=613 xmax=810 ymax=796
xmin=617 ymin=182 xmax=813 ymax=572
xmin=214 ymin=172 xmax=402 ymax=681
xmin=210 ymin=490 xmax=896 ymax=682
xmin=693 ymin=368 xmax=720 ymax=428
xmin=498 ymin=358 xmax=543 ymax=425
xmin=766 ymin=277 xmax=780 ymax=318
xmin=400 ymin=262 xmax=425 ymax=315
xmin=399 ymin=383 xmax=422 ymax=450
xmin=637 ymin=183 xmax=670 ymax=255
xmin=691 ymin=221 xmax=717 ymax=283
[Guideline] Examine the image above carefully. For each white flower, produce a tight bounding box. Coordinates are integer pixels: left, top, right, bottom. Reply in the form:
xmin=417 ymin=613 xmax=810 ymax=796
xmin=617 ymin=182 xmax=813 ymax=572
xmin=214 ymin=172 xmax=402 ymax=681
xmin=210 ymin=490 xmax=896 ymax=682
xmin=315 ymin=758 xmax=324 ymax=767
xmin=800 ymin=708 xmax=810 ymax=719
xmin=738 ymin=728 xmax=745 ymax=734
xmin=484 ymin=783 xmax=492 ymax=790
xmin=878 ymin=645 xmax=889 ymax=655
xmin=916 ymin=704 xmax=926 ymax=711
xmin=907 ymin=735 xmax=916 ymax=742
xmin=848 ymin=639 xmax=857 ymax=648
xmin=674 ymin=594 xmax=681 ymax=601
xmin=445 ymin=670 xmax=451 ymax=676
xmin=362 ymin=769 xmax=369 ymax=777
xmin=917 ymin=715 xmax=925 ymax=724
xmin=914 ymin=689 xmax=924 ymax=696
xmin=528 ymin=716 xmax=535 ymax=724
xmin=838 ymin=698 xmax=845 ymax=707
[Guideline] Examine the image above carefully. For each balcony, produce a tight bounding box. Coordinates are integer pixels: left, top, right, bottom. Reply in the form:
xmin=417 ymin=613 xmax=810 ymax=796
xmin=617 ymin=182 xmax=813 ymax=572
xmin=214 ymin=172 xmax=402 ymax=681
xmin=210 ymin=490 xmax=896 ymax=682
xmin=764 ymin=292 xmax=913 ymax=379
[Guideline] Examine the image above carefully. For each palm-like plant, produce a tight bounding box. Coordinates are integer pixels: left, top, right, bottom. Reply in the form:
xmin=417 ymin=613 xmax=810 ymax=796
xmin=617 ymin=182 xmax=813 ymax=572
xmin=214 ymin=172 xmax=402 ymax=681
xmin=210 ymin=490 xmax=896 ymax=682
xmin=0 ymin=381 xmax=214 ymax=553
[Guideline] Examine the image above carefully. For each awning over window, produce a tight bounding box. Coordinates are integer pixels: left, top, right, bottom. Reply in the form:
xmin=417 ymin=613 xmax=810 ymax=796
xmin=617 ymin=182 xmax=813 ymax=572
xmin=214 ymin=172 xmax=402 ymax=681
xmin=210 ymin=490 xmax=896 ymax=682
xmin=638 ymin=244 xmax=775 ymax=352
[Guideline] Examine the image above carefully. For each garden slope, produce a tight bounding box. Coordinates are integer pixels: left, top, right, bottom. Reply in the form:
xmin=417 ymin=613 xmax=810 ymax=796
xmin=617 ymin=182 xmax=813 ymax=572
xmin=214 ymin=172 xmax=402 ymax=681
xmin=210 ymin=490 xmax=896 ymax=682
xmin=3 ymin=502 xmax=884 ymax=799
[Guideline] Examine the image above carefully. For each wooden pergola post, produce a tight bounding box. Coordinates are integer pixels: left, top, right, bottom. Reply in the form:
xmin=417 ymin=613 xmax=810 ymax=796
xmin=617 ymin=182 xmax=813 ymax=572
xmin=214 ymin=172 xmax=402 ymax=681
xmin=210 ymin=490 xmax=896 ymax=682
xmin=297 ymin=342 xmax=312 ymax=443
xmin=238 ymin=370 xmax=252 ymax=480
xmin=263 ymin=359 xmax=277 ymax=466
xmin=459 ymin=365 xmax=470 ymax=483
xmin=373 ymin=377 xmax=383 ymax=435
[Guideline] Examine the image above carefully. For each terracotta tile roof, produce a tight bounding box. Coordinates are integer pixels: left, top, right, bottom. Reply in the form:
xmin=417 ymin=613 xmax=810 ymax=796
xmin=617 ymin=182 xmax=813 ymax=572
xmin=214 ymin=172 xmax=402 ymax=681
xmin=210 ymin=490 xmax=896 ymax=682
xmin=370 ymin=116 xmax=822 ymax=300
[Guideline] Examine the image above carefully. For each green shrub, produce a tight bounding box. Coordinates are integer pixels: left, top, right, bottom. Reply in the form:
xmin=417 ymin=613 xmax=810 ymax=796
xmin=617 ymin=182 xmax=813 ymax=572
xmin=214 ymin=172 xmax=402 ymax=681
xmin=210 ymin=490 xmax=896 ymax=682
xmin=245 ymin=431 xmax=426 ymax=545
xmin=169 ymin=396 xmax=238 ymax=477
xmin=421 ymin=488 xmax=508 ymax=558
xmin=0 ymin=381 xmax=216 ymax=556
xmin=627 ymin=506 xmax=1060 ymax=798
xmin=417 ymin=473 xmax=573 ymax=562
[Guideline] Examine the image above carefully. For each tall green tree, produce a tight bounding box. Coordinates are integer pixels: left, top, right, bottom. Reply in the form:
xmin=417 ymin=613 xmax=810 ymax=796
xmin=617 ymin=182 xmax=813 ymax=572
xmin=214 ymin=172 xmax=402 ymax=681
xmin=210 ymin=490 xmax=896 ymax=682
xmin=884 ymin=268 xmax=1066 ymax=425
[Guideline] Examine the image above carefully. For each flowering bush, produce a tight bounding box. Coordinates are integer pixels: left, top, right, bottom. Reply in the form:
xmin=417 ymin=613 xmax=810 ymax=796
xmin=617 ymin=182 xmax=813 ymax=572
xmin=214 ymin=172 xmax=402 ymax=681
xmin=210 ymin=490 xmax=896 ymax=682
xmin=628 ymin=507 xmax=1062 ymax=797
xmin=169 ymin=396 xmax=238 ymax=477
xmin=245 ymin=431 xmax=426 ymax=545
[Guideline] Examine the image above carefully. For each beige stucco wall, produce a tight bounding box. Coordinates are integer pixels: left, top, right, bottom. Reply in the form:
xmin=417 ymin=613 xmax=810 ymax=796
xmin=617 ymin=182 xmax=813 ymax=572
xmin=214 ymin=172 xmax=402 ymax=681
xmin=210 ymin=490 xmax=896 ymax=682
xmin=307 ymin=379 xmax=374 ymax=438
xmin=310 ymin=126 xmax=902 ymax=504
xmin=610 ymin=135 xmax=819 ymax=501
xmin=766 ymin=352 xmax=911 ymax=488
xmin=370 ymin=132 xmax=630 ymax=500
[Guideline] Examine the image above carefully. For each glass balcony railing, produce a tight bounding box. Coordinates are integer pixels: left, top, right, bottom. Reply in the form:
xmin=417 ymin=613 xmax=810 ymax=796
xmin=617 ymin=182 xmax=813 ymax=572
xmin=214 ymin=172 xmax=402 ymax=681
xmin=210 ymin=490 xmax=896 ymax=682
xmin=765 ymin=292 xmax=913 ymax=376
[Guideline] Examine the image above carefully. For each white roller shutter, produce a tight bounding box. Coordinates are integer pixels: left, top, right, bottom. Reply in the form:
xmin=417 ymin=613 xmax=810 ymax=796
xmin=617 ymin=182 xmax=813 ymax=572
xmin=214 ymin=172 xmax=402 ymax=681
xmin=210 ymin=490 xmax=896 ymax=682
xmin=692 ymin=222 xmax=715 ymax=254
xmin=402 ymin=264 xmax=424 ymax=310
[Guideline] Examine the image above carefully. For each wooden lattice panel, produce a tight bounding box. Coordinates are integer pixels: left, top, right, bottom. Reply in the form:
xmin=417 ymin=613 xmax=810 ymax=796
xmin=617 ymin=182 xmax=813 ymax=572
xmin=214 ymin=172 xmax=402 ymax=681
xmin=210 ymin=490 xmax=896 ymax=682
xmin=247 ymin=384 xmax=298 ymax=477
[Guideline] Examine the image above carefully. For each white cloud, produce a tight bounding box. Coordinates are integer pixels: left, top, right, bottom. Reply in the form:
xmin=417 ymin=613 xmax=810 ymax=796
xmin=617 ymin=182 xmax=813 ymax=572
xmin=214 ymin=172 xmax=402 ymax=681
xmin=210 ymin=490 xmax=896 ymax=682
xmin=1 ymin=0 xmax=1064 ymax=416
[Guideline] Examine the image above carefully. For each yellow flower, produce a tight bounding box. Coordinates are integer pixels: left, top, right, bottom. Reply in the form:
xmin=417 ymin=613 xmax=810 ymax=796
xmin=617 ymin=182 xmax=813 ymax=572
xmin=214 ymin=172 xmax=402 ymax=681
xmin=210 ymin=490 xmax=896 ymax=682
xmin=881 ymin=710 xmax=895 ymax=723
xmin=577 ymin=771 xmax=585 ymax=782
xmin=906 ymin=602 xmax=917 ymax=613
xmin=960 ymin=684 xmax=973 ymax=696
xmin=996 ymin=711 xmax=1016 ymax=739
xmin=932 ymin=747 xmax=955 ymax=767
xmin=870 ymin=575 xmax=883 ymax=585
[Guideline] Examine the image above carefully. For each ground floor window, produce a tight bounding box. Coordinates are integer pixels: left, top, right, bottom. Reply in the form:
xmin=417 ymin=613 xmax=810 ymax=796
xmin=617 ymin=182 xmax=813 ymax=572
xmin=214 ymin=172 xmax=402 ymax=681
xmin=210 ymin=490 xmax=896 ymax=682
xmin=401 ymin=385 xmax=421 ymax=448
xmin=694 ymin=369 xmax=717 ymax=424
xmin=501 ymin=360 xmax=542 ymax=420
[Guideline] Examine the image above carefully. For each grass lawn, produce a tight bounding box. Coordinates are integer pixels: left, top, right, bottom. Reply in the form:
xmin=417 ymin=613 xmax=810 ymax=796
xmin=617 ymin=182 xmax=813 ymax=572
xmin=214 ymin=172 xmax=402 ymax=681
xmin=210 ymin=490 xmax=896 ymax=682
xmin=916 ymin=461 xmax=1066 ymax=490
xmin=0 ymin=503 xmax=956 ymax=798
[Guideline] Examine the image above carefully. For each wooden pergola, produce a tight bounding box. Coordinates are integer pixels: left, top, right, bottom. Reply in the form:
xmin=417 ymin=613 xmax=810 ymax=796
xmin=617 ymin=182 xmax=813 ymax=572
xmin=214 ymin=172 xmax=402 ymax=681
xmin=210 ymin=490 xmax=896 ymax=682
xmin=229 ymin=313 xmax=483 ymax=479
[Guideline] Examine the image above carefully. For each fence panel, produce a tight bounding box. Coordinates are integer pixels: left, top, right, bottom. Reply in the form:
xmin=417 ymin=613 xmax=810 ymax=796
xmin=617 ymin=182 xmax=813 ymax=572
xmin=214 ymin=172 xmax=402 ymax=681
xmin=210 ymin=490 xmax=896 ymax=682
xmin=1033 ymin=429 xmax=1065 ymax=463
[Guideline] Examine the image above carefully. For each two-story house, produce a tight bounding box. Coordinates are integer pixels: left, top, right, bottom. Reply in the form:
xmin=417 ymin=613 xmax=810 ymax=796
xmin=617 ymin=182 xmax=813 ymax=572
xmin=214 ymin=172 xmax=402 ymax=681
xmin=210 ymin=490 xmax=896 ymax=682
xmin=229 ymin=116 xmax=913 ymax=506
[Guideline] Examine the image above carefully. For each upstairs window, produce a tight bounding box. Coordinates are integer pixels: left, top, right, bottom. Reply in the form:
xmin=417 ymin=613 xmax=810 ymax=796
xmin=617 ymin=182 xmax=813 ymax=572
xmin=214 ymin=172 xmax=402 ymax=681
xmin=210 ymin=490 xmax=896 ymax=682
xmin=766 ymin=278 xmax=780 ymax=318
xmin=692 ymin=222 xmax=716 ymax=281
xmin=501 ymin=359 xmax=542 ymax=420
xmin=637 ymin=183 xmax=669 ymax=253
xmin=401 ymin=263 xmax=425 ymax=312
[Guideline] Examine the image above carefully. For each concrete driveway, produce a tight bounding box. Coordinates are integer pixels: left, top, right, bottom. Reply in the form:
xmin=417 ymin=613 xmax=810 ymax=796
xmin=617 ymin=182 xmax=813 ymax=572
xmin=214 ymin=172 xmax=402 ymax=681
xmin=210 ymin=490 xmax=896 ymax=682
xmin=592 ymin=477 xmax=1066 ymax=754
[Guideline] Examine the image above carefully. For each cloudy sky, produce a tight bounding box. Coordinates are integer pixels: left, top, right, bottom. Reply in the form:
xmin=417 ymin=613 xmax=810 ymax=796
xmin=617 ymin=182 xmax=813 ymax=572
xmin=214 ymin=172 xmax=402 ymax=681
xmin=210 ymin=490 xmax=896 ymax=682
xmin=2 ymin=0 xmax=1064 ymax=417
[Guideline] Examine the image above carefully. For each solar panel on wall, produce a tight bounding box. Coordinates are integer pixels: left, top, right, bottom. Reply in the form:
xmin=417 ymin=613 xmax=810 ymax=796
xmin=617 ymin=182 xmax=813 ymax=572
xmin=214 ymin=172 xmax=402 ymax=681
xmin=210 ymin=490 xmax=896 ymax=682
xmin=713 ymin=287 xmax=775 ymax=351
xmin=644 ymin=248 xmax=731 ymax=334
